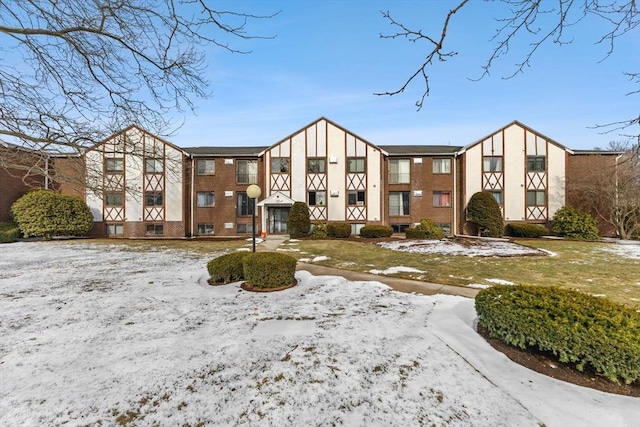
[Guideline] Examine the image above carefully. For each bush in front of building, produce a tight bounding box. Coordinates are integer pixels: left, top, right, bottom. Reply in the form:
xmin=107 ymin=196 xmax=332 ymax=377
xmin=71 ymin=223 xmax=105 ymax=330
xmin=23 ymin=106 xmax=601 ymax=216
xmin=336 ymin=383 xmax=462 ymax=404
xmin=466 ymin=191 xmax=504 ymax=237
xmin=476 ymin=284 xmax=640 ymax=385
xmin=287 ymin=201 xmax=311 ymax=238
xmin=506 ymin=223 xmax=548 ymax=238
xmin=326 ymin=222 xmax=351 ymax=238
xmin=311 ymin=222 xmax=328 ymax=238
xmin=11 ymin=189 xmax=93 ymax=238
xmin=0 ymin=222 xmax=21 ymax=243
xmin=243 ymin=252 xmax=297 ymax=289
xmin=551 ymin=206 xmax=600 ymax=240
xmin=207 ymin=252 xmax=248 ymax=285
xmin=405 ymin=217 xmax=445 ymax=240
xmin=359 ymin=225 xmax=393 ymax=238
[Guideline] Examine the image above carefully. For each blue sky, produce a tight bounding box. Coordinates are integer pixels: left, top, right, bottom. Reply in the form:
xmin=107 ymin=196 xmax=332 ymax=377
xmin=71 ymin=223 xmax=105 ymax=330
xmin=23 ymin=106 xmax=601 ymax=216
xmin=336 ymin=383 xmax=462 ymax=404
xmin=171 ymin=1 xmax=639 ymax=150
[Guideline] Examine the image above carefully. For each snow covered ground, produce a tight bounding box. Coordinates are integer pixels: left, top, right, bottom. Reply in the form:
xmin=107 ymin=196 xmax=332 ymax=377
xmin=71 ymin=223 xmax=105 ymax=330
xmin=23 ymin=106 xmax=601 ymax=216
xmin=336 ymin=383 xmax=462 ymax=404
xmin=378 ymin=239 xmax=546 ymax=257
xmin=0 ymin=242 xmax=638 ymax=426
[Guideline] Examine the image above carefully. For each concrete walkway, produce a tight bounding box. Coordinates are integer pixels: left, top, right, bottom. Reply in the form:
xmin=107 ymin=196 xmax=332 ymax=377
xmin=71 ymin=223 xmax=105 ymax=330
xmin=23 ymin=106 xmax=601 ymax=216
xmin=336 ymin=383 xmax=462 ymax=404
xmin=257 ymin=235 xmax=479 ymax=298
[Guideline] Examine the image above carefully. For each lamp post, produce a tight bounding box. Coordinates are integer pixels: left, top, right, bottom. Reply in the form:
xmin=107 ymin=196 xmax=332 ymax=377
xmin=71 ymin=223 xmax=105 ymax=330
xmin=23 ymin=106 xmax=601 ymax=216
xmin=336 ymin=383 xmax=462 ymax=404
xmin=246 ymin=184 xmax=261 ymax=252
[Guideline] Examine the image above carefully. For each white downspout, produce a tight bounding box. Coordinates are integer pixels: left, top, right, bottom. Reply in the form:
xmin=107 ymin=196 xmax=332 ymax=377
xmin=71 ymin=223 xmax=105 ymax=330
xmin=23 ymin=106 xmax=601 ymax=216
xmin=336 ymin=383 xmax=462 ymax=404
xmin=452 ymin=153 xmax=457 ymax=236
xmin=190 ymin=156 xmax=195 ymax=238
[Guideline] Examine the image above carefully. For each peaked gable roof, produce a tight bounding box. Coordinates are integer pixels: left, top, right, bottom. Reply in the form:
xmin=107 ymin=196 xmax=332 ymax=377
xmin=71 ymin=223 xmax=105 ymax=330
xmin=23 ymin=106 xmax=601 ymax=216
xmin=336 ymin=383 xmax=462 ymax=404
xmin=460 ymin=120 xmax=570 ymax=154
xmin=85 ymin=124 xmax=189 ymax=156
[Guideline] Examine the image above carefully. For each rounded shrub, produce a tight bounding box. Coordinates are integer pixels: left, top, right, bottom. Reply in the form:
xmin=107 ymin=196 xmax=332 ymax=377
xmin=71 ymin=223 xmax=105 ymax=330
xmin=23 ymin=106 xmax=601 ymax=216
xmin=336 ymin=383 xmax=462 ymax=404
xmin=311 ymin=222 xmax=328 ymax=238
xmin=243 ymin=252 xmax=297 ymax=289
xmin=506 ymin=223 xmax=548 ymax=238
xmin=466 ymin=191 xmax=504 ymax=237
xmin=0 ymin=223 xmax=21 ymax=243
xmin=359 ymin=225 xmax=393 ymax=238
xmin=11 ymin=189 xmax=93 ymax=238
xmin=476 ymin=285 xmax=640 ymax=384
xmin=417 ymin=217 xmax=445 ymax=239
xmin=326 ymin=222 xmax=351 ymax=238
xmin=287 ymin=201 xmax=311 ymax=238
xmin=551 ymin=206 xmax=599 ymax=240
xmin=207 ymin=252 xmax=248 ymax=285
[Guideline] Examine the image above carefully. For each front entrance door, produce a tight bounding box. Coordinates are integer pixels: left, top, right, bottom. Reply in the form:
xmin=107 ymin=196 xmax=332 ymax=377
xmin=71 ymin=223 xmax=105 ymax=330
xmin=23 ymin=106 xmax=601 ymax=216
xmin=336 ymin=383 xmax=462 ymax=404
xmin=269 ymin=207 xmax=290 ymax=234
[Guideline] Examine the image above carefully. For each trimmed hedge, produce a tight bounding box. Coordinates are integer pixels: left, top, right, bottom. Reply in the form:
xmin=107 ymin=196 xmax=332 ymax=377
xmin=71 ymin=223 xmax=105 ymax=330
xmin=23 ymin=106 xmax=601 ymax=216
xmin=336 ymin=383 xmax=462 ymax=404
xmin=359 ymin=225 xmax=393 ymax=238
xmin=311 ymin=222 xmax=328 ymax=238
xmin=506 ymin=223 xmax=548 ymax=238
xmin=476 ymin=285 xmax=640 ymax=384
xmin=207 ymin=252 xmax=248 ymax=284
xmin=466 ymin=191 xmax=504 ymax=237
xmin=551 ymin=206 xmax=600 ymax=240
xmin=11 ymin=189 xmax=93 ymax=238
xmin=405 ymin=217 xmax=445 ymax=240
xmin=327 ymin=222 xmax=351 ymax=238
xmin=243 ymin=252 xmax=297 ymax=289
xmin=0 ymin=222 xmax=20 ymax=243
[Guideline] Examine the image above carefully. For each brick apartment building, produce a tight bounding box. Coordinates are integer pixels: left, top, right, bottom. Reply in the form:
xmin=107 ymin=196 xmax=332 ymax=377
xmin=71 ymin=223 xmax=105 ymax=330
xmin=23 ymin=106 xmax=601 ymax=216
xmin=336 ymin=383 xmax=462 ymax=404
xmin=0 ymin=117 xmax=621 ymax=238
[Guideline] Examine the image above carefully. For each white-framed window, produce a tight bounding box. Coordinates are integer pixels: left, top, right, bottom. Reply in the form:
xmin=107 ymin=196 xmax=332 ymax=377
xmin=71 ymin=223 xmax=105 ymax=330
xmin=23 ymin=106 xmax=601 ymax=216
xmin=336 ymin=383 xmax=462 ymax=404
xmin=348 ymin=191 xmax=365 ymax=206
xmin=106 ymin=223 xmax=124 ymax=236
xmin=197 ymin=224 xmax=214 ymax=235
xmin=197 ymin=191 xmax=215 ymax=207
xmin=308 ymin=191 xmax=326 ymax=206
xmin=236 ymin=160 xmax=258 ymax=184
xmin=105 ymin=158 xmax=123 ymax=173
xmin=389 ymin=159 xmax=410 ymax=184
xmin=389 ymin=191 xmax=410 ymax=216
xmin=271 ymin=157 xmax=290 ymax=173
xmin=527 ymin=190 xmax=546 ymax=206
xmin=196 ymin=159 xmax=215 ymax=175
xmin=433 ymin=158 xmax=451 ymax=174
xmin=236 ymin=192 xmax=255 ymax=216
xmin=145 ymin=158 xmax=163 ymax=174
xmin=489 ymin=190 xmax=503 ymax=205
xmin=483 ymin=156 xmax=503 ymax=172
xmin=527 ymin=156 xmax=546 ymax=172
xmin=351 ymin=223 xmax=364 ymax=235
xmin=308 ymin=158 xmax=326 ymax=174
xmin=145 ymin=223 xmax=164 ymax=236
xmin=105 ymin=192 xmax=123 ymax=207
xmin=433 ymin=191 xmax=451 ymax=207
xmin=237 ymin=223 xmax=255 ymax=234
xmin=347 ymin=157 xmax=365 ymax=173
xmin=145 ymin=191 xmax=163 ymax=207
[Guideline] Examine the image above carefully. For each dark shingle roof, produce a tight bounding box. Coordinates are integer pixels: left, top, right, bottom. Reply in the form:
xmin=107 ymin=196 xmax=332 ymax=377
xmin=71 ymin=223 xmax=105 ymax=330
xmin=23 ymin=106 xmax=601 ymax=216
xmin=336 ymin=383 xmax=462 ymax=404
xmin=379 ymin=145 xmax=462 ymax=156
xmin=183 ymin=146 xmax=266 ymax=157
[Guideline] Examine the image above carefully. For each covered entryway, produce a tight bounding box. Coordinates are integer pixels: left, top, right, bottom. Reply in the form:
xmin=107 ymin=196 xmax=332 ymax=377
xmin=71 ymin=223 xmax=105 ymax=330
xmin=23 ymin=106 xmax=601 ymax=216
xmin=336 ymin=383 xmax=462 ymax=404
xmin=269 ymin=207 xmax=290 ymax=234
xmin=256 ymin=191 xmax=295 ymax=237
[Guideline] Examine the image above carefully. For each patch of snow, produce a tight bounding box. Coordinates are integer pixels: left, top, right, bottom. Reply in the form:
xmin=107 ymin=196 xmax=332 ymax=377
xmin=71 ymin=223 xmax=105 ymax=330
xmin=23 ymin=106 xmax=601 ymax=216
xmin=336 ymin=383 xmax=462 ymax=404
xmin=236 ymin=247 xmax=251 ymax=252
xmin=276 ymin=247 xmax=301 ymax=252
xmin=246 ymin=237 xmax=264 ymax=244
xmin=0 ymin=242 xmax=637 ymax=427
xmin=538 ymin=248 xmax=559 ymax=257
xmin=601 ymin=244 xmax=640 ymax=260
xmin=379 ymin=239 xmax=545 ymax=257
xmin=369 ymin=266 xmax=424 ymax=275
xmin=486 ymin=279 xmax=515 ymax=286
xmin=467 ymin=283 xmax=490 ymax=289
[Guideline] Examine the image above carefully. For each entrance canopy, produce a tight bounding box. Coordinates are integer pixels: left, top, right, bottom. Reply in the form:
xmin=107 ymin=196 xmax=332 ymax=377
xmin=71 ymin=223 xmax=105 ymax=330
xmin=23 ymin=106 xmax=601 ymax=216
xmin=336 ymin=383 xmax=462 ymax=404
xmin=257 ymin=191 xmax=295 ymax=207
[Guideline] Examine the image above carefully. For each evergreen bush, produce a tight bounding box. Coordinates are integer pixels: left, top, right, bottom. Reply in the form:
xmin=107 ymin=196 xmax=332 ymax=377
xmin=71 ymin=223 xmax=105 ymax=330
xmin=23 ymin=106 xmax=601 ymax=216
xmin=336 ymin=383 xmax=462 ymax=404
xmin=476 ymin=285 xmax=640 ymax=384
xmin=417 ymin=217 xmax=445 ymax=239
xmin=359 ymin=225 xmax=393 ymax=238
xmin=466 ymin=191 xmax=504 ymax=237
xmin=311 ymin=222 xmax=328 ymax=238
xmin=506 ymin=223 xmax=548 ymax=238
xmin=287 ymin=201 xmax=311 ymax=238
xmin=11 ymin=189 xmax=93 ymax=238
xmin=0 ymin=222 xmax=20 ymax=243
xmin=243 ymin=252 xmax=297 ymax=289
xmin=207 ymin=252 xmax=248 ymax=285
xmin=551 ymin=206 xmax=600 ymax=240
xmin=326 ymin=222 xmax=351 ymax=238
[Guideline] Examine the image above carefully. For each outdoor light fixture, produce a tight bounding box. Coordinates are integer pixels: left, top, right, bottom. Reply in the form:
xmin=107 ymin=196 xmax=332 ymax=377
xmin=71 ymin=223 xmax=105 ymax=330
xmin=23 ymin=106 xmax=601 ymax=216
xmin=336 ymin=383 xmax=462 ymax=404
xmin=246 ymin=184 xmax=261 ymax=252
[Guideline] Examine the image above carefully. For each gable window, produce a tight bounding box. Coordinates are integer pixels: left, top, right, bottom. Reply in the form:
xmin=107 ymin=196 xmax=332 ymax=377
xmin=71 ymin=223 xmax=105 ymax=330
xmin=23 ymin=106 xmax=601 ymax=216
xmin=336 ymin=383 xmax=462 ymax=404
xmin=527 ymin=156 xmax=546 ymax=172
xmin=197 ymin=159 xmax=215 ymax=175
xmin=236 ymin=192 xmax=255 ymax=216
xmin=347 ymin=157 xmax=365 ymax=173
xmin=308 ymin=191 xmax=326 ymax=206
xmin=308 ymin=158 xmax=326 ymax=174
xmin=145 ymin=158 xmax=163 ymax=174
xmin=236 ymin=160 xmax=257 ymax=184
xmin=489 ymin=190 xmax=503 ymax=205
xmin=433 ymin=191 xmax=451 ymax=207
xmin=197 ymin=191 xmax=215 ymax=207
xmin=271 ymin=157 xmax=290 ymax=174
xmin=348 ymin=191 xmax=365 ymax=206
xmin=145 ymin=191 xmax=163 ymax=207
xmin=433 ymin=158 xmax=451 ymax=174
xmin=145 ymin=224 xmax=164 ymax=236
xmin=105 ymin=158 xmax=123 ymax=173
xmin=106 ymin=223 xmax=124 ymax=236
xmin=527 ymin=190 xmax=546 ymax=206
xmin=389 ymin=159 xmax=410 ymax=184
xmin=389 ymin=191 xmax=410 ymax=216
xmin=483 ymin=156 xmax=503 ymax=172
xmin=105 ymin=192 xmax=123 ymax=207
xmin=197 ymin=224 xmax=214 ymax=235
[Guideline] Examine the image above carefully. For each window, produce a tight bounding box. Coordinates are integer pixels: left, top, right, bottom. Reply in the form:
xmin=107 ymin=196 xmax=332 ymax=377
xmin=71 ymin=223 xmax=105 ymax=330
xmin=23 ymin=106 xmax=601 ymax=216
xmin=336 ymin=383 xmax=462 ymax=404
xmin=347 ymin=157 xmax=365 ymax=173
xmin=433 ymin=158 xmax=451 ymax=174
xmin=197 ymin=191 xmax=215 ymax=207
xmin=106 ymin=224 xmax=124 ymax=236
xmin=105 ymin=192 xmax=123 ymax=207
xmin=271 ymin=157 xmax=290 ymax=173
xmin=483 ymin=156 xmax=503 ymax=172
xmin=197 ymin=224 xmax=214 ymax=235
xmin=308 ymin=158 xmax=326 ymax=174
xmin=105 ymin=158 xmax=123 ymax=173
xmin=527 ymin=156 xmax=546 ymax=172
xmin=237 ymin=223 xmax=254 ymax=234
xmin=389 ymin=191 xmax=410 ymax=216
xmin=437 ymin=223 xmax=452 ymax=235
xmin=308 ymin=191 xmax=326 ymax=206
xmin=391 ymin=224 xmax=410 ymax=233
xmin=348 ymin=191 xmax=365 ymax=206
xmin=145 ymin=191 xmax=163 ymax=207
xmin=145 ymin=158 xmax=163 ymax=174
xmin=236 ymin=160 xmax=258 ymax=184
xmin=389 ymin=159 xmax=410 ymax=184
xmin=433 ymin=191 xmax=451 ymax=207
xmin=351 ymin=223 xmax=364 ymax=235
xmin=145 ymin=224 xmax=163 ymax=236
xmin=489 ymin=190 xmax=503 ymax=205
xmin=236 ymin=192 xmax=255 ymax=216
xmin=197 ymin=159 xmax=215 ymax=175
xmin=527 ymin=190 xmax=546 ymax=206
